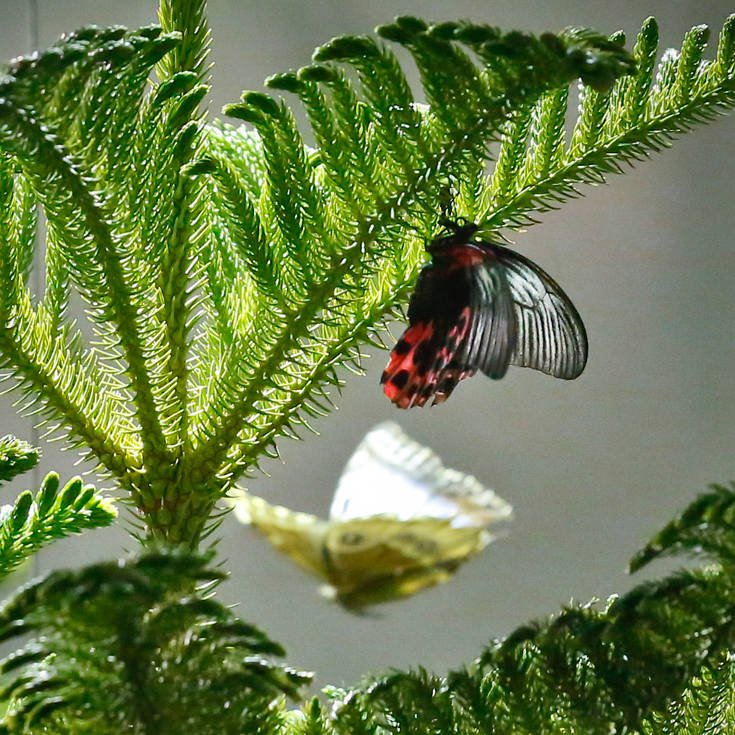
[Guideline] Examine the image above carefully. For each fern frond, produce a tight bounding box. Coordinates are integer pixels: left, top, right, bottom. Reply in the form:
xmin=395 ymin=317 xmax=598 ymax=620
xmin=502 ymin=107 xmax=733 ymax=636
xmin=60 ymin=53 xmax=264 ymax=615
xmin=479 ymin=15 xmax=735 ymax=231
xmin=0 ymin=549 xmax=309 ymax=733
xmin=0 ymin=435 xmax=38 ymax=484
xmin=0 ymin=472 xmax=116 ymax=580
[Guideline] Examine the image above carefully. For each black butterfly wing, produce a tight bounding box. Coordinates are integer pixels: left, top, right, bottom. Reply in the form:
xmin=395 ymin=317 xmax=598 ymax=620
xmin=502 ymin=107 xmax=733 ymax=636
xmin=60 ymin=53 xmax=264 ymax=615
xmin=493 ymin=245 xmax=588 ymax=379
xmin=459 ymin=259 xmax=517 ymax=380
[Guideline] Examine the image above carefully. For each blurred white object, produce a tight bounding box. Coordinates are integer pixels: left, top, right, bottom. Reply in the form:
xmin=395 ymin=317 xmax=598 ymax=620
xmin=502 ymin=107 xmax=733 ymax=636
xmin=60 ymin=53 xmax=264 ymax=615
xmin=229 ymin=421 xmax=512 ymax=609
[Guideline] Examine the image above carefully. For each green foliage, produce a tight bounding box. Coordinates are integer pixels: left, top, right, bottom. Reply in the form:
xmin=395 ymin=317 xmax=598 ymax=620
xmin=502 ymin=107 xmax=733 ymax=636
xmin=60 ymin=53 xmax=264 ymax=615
xmin=0 ymin=435 xmax=114 ymax=581
xmin=0 ymin=435 xmax=38 ymax=484
xmin=0 ymin=3 xmax=649 ymax=544
xmin=0 ymin=472 xmax=116 ymax=580
xmin=2 ymin=482 xmax=733 ymax=734
xmin=202 ymin=23 xmax=632 ymax=502
xmin=480 ymin=16 xmax=735 ymax=232
xmin=631 ymin=481 xmax=735 ymax=572
xmin=0 ymin=550 xmax=310 ymax=733
xmin=0 ymin=2 xmax=733 ymax=731
xmin=642 ymin=653 xmax=735 ymax=734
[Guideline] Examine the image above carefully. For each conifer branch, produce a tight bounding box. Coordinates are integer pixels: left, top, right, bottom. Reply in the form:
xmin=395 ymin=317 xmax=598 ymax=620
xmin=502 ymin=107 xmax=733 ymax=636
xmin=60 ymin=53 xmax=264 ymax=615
xmin=154 ymin=0 xmax=212 ymax=457
xmin=317 ymin=479 xmax=735 ymax=735
xmin=0 ymin=550 xmax=309 ymax=732
xmin=0 ymin=5 xmax=730 ymax=551
xmin=0 ymin=435 xmax=38 ymax=484
xmin=323 ymin=565 xmax=735 ymax=735
xmin=157 ymin=0 xmax=211 ymax=83
xmin=479 ymin=16 xmax=735 ymax=232
xmin=0 ymin=472 xmax=116 ymax=580
xmin=187 ymin=22 xmax=634 ymax=492
xmin=642 ymin=653 xmax=735 ymax=734
xmin=2 ymin=480 xmax=735 ymax=731
xmin=0 ymin=315 xmax=138 ymax=485
xmin=630 ymin=481 xmax=735 ymax=572
xmin=0 ymin=172 xmax=138 ymax=483
xmin=0 ymin=30 xmax=184 ymax=499
xmin=0 ymin=5 xmax=731 ymax=731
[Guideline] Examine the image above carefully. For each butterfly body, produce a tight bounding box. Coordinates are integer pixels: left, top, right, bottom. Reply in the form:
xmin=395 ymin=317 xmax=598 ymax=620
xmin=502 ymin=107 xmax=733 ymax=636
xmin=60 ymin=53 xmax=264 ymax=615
xmin=382 ymin=225 xmax=588 ymax=408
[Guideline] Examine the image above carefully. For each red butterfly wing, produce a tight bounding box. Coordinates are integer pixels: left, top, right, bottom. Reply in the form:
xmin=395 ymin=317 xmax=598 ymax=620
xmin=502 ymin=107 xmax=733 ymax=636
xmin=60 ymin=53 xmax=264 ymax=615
xmin=381 ymin=312 xmax=473 ymax=408
xmin=382 ymin=244 xmax=516 ymax=408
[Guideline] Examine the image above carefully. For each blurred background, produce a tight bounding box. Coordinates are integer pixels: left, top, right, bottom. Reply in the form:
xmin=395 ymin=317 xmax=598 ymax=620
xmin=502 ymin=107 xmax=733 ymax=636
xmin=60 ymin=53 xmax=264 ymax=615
xmin=0 ymin=0 xmax=733 ymax=688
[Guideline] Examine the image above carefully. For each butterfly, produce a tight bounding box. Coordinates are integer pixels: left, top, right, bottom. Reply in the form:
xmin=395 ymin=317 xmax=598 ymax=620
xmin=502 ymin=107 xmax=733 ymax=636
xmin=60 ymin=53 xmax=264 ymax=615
xmin=227 ymin=421 xmax=512 ymax=610
xmin=381 ymin=221 xmax=588 ymax=408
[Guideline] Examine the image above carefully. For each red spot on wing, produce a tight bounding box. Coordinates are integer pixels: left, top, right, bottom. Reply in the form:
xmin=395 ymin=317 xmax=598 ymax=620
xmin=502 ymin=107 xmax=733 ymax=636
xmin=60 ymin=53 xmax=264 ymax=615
xmin=382 ymin=322 xmax=434 ymax=408
xmin=382 ymin=308 xmax=474 ymax=409
xmin=432 ymin=366 xmax=475 ymax=404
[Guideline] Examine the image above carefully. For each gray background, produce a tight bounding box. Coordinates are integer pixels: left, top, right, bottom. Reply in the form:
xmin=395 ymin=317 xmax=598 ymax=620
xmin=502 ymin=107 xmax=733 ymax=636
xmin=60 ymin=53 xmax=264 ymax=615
xmin=0 ymin=0 xmax=733 ymax=689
